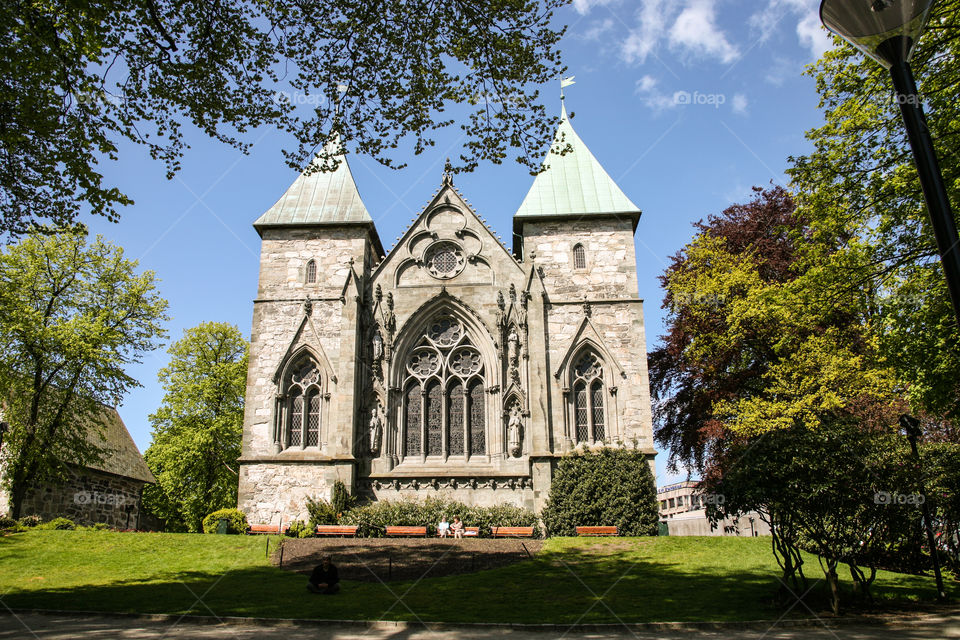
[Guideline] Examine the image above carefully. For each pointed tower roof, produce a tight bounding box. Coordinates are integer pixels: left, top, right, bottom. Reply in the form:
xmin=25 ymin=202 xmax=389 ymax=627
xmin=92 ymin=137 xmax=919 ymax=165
xmin=254 ymin=138 xmax=374 ymax=231
xmin=514 ymin=104 xmax=641 ymax=222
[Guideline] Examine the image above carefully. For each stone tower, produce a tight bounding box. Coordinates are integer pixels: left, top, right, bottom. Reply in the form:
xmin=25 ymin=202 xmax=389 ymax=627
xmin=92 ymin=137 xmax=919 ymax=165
xmin=238 ymin=110 xmax=656 ymax=526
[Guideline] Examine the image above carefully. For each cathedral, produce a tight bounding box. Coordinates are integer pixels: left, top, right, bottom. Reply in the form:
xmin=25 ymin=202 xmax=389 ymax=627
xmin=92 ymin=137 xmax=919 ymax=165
xmin=237 ymin=106 xmax=657 ymax=526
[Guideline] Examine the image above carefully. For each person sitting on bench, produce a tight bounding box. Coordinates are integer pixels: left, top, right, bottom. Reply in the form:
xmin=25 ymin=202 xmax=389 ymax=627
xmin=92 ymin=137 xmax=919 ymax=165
xmin=438 ymin=516 xmax=450 ymax=538
xmin=307 ymin=555 xmax=340 ymax=594
xmin=451 ymin=516 xmax=464 ymax=539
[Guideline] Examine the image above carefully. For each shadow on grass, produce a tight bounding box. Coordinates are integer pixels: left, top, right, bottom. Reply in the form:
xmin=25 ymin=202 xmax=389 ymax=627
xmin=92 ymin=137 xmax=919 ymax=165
xmin=1 ymin=535 xmax=952 ymax=624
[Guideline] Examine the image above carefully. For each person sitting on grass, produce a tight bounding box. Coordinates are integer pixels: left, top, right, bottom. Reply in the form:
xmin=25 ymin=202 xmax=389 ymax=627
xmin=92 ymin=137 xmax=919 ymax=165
xmin=451 ymin=516 xmax=464 ymax=539
xmin=438 ymin=516 xmax=450 ymax=538
xmin=307 ymin=554 xmax=340 ymax=594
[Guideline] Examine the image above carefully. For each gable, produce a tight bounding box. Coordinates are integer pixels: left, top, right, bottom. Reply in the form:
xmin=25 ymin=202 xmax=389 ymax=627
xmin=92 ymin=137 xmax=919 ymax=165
xmin=372 ymin=177 xmax=523 ymax=290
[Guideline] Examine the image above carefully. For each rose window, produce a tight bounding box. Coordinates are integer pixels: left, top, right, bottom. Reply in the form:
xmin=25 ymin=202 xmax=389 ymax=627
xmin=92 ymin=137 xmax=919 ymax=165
xmin=425 ymin=242 xmax=466 ymax=279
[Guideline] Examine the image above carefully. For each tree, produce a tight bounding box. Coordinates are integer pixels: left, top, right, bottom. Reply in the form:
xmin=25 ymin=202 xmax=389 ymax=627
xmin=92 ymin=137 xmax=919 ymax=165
xmin=142 ymin=322 xmax=247 ymax=532
xmin=0 ymin=0 xmax=569 ymax=236
xmin=788 ymin=0 xmax=960 ymax=427
xmin=541 ymin=447 xmax=658 ymax=537
xmin=0 ymin=229 xmax=168 ymax=519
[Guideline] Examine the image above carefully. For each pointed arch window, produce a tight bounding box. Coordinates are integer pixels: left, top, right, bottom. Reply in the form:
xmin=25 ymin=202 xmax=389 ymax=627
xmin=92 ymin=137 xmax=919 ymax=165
xmin=282 ymin=356 xmax=324 ymax=449
xmin=306 ymin=259 xmax=317 ymax=284
xmin=401 ymin=315 xmax=486 ymax=460
xmin=571 ymin=350 xmax=606 ymax=444
xmin=573 ymin=244 xmax=586 ymax=270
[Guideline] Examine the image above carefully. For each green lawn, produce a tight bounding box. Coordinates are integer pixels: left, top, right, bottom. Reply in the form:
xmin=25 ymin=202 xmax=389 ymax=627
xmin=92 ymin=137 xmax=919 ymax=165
xmin=0 ymin=531 xmax=952 ymax=623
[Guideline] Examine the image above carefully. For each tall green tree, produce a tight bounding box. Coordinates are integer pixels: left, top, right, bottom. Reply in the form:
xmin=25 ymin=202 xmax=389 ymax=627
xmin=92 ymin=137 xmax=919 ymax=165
xmin=788 ymin=0 xmax=960 ymax=427
xmin=0 ymin=229 xmax=168 ymax=518
xmin=142 ymin=322 xmax=247 ymax=532
xmin=0 ymin=0 xmax=569 ymax=236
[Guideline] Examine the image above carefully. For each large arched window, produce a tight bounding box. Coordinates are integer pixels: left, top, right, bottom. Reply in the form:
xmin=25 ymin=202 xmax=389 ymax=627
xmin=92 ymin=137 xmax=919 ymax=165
xmin=572 ymin=350 xmax=605 ymax=443
xmin=284 ymin=356 xmax=323 ymax=449
xmin=401 ymin=315 xmax=486 ymax=460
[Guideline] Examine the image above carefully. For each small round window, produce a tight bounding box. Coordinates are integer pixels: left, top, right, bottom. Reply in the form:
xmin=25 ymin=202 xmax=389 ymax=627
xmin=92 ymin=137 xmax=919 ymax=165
xmin=424 ymin=241 xmax=465 ymax=279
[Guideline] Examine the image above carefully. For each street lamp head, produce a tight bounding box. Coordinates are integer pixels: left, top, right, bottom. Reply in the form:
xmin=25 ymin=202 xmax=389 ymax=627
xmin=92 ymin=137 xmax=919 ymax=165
xmin=820 ymin=0 xmax=935 ymax=67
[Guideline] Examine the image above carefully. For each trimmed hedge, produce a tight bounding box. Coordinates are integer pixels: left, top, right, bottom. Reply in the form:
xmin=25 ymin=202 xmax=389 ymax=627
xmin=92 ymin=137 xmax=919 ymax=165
xmin=341 ymin=497 xmax=541 ymax=538
xmin=286 ymin=520 xmax=313 ymax=538
xmin=305 ymin=496 xmax=339 ymax=527
xmin=18 ymin=515 xmax=42 ymax=528
xmin=40 ymin=517 xmax=76 ymax=530
xmin=201 ymin=508 xmax=249 ymax=534
xmin=542 ymin=446 xmax=659 ymax=537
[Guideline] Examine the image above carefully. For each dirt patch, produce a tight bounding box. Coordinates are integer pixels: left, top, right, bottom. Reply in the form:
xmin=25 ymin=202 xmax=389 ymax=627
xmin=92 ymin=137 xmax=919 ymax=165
xmin=273 ymin=537 xmax=544 ymax=583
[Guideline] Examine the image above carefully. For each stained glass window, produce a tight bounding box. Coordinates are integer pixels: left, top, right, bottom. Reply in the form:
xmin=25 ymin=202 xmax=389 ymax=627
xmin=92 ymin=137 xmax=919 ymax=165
xmin=572 ymin=350 xmax=605 ymax=443
xmin=402 ymin=315 xmax=485 ymax=459
xmin=448 ymin=383 xmax=464 ymax=456
xmin=289 ymin=393 xmax=303 ymax=447
xmin=574 ymin=382 xmax=588 ymax=443
xmin=426 ymin=381 xmax=443 ymax=455
xmin=591 ymin=380 xmax=605 ymax=441
xmin=306 ymin=392 xmax=320 ymax=446
xmin=283 ymin=355 xmax=323 ymax=450
xmin=405 ymin=383 xmax=421 ymax=456
xmin=469 ymin=380 xmax=485 ymax=455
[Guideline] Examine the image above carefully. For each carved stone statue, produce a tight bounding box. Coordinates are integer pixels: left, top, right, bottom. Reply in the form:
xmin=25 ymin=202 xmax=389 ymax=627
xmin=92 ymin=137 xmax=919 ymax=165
xmin=507 ymin=406 xmax=523 ymax=458
xmin=372 ymin=330 xmax=383 ymax=361
xmin=508 ymin=327 xmax=520 ymax=368
xmin=368 ymin=405 xmax=383 ymax=456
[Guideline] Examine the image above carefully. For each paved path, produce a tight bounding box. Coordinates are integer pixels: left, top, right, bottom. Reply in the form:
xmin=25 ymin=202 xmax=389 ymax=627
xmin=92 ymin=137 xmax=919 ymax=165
xmin=1 ymin=612 xmax=958 ymax=640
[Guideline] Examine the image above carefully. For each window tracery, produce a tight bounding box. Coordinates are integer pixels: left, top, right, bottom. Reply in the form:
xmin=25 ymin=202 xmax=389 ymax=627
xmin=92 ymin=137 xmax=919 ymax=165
xmin=572 ymin=350 xmax=606 ymax=443
xmin=401 ymin=315 xmax=486 ymax=459
xmin=282 ymin=356 xmax=324 ymax=449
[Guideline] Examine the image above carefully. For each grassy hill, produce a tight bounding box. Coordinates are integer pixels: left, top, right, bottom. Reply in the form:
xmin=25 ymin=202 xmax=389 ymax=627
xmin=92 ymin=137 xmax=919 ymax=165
xmin=0 ymin=531 xmax=951 ymax=623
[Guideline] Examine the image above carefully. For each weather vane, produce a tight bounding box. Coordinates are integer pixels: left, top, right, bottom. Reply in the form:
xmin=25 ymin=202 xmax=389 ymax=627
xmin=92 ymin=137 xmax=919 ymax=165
xmin=561 ymin=76 xmax=576 ymax=102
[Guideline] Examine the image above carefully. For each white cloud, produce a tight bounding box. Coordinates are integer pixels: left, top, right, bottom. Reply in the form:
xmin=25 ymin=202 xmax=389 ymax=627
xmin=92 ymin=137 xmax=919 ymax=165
xmin=584 ymin=18 xmax=615 ymax=42
xmin=749 ymin=0 xmax=834 ymax=60
xmin=621 ymin=0 xmax=669 ymax=65
xmin=620 ymin=0 xmax=740 ymax=66
xmin=634 ymin=74 xmax=680 ymax=111
xmin=732 ymin=93 xmax=748 ymax=114
xmin=572 ymin=0 xmax=617 ymax=16
xmin=668 ymin=0 xmax=739 ymax=64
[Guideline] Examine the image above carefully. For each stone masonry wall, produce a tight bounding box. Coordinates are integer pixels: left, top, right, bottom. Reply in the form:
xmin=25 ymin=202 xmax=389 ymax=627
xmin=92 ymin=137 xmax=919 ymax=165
xmin=16 ymin=467 xmax=145 ymax=529
xmin=238 ymin=462 xmax=332 ymax=525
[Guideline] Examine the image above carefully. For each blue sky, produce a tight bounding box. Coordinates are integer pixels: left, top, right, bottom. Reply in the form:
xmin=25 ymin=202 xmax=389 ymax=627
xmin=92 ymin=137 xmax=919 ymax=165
xmin=85 ymin=0 xmax=836 ymax=486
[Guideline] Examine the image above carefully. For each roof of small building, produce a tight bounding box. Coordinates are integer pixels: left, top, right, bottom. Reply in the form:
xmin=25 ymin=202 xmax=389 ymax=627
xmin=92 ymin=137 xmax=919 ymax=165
xmin=254 ymin=138 xmax=373 ymax=229
xmin=85 ymin=407 xmax=155 ymax=484
xmin=514 ymin=104 xmax=641 ymax=221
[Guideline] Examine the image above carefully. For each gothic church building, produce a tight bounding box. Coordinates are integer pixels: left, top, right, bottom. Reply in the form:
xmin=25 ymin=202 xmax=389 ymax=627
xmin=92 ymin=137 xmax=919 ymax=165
xmin=238 ymin=107 xmax=657 ymax=525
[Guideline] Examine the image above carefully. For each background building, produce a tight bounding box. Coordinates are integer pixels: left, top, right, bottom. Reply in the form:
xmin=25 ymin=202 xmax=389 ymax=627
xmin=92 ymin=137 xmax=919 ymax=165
xmin=658 ymin=481 xmax=770 ymax=537
xmin=238 ymin=107 xmax=657 ymax=526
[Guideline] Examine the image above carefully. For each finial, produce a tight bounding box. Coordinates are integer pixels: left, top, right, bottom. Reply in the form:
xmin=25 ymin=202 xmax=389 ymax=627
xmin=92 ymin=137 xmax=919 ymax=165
xmin=560 ymin=75 xmax=576 ymax=104
xmin=583 ymin=297 xmax=592 ymax=318
xmin=442 ymin=158 xmax=454 ymax=186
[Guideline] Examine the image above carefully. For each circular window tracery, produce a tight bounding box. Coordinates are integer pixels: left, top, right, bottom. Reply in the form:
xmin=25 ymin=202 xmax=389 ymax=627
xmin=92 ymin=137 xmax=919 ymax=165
xmin=425 ymin=241 xmax=466 ymax=279
xmin=429 ymin=316 xmax=462 ymax=346
xmin=450 ymin=348 xmax=482 ymax=377
xmin=408 ymin=349 xmax=440 ymax=377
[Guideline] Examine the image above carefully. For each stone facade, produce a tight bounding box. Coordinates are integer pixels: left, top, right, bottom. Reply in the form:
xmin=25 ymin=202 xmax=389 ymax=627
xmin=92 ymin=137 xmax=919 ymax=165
xmin=238 ymin=116 xmax=657 ymax=525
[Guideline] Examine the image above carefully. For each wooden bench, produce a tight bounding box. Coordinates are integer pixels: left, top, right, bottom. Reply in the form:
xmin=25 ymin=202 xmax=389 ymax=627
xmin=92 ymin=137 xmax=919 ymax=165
xmin=248 ymin=524 xmax=285 ymax=535
xmin=491 ymin=526 xmax=535 ymax=538
xmin=385 ymin=525 xmax=427 ymax=537
xmin=576 ymin=526 xmax=618 ymax=537
xmin=438 ymin=526 xmax=479 ymax=537
xmin=315 ymin=525 xmax=358 ymax=537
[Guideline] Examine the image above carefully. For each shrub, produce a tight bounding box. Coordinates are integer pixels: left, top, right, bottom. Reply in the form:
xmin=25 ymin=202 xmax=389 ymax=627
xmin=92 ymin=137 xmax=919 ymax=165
xmin=341 ymin=497 xmax=540 ymax=537
xmin=331 ymin=479 xmax=353 ymax=516
xmin=201 ymin=508 xmax=249 ymax=534
xmin=0 ymin=516 xmax=17 ymax=530
xmin=18 ymin=515 xmax=42 ymax=528
xmin=306 ymin=496 xmax=339 ymax=527
xmin=286 ymin=519 xmax=313 ymax=538
xmin=542 ymin=447 xmax=659 ymax=537
xmin=41 ymin=517 xmax=76 ymax=530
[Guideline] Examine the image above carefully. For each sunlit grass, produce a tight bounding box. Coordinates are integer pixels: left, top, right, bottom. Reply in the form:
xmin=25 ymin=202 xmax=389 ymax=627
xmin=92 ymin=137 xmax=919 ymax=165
xmin=0 ymin=530 xmax=951 ymax=623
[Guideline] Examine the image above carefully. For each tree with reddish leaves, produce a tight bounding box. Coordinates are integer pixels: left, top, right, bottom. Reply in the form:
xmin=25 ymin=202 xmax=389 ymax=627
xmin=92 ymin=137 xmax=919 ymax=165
xmin=649 ymin=185 xmax=803 ymax=474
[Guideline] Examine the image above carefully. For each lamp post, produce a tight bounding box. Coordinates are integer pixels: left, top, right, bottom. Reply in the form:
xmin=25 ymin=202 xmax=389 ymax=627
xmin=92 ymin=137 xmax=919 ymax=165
xmin=820 ymin=0 xmax=960 ymax=328
xmin=899 ymin=414 xmax=947 ymax=602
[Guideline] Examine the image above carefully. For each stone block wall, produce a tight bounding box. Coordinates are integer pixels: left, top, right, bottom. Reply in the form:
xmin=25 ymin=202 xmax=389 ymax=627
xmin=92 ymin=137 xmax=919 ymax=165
xmin=13 ymin=467 xmax=145 ymax=529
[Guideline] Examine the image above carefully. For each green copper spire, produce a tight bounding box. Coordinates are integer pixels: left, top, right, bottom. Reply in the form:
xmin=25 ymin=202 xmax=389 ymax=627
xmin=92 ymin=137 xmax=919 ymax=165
xmin=514 ymin=104 xmax=640 ymax=220
xmin=254 ymin=137 xmax=373 ymax=230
